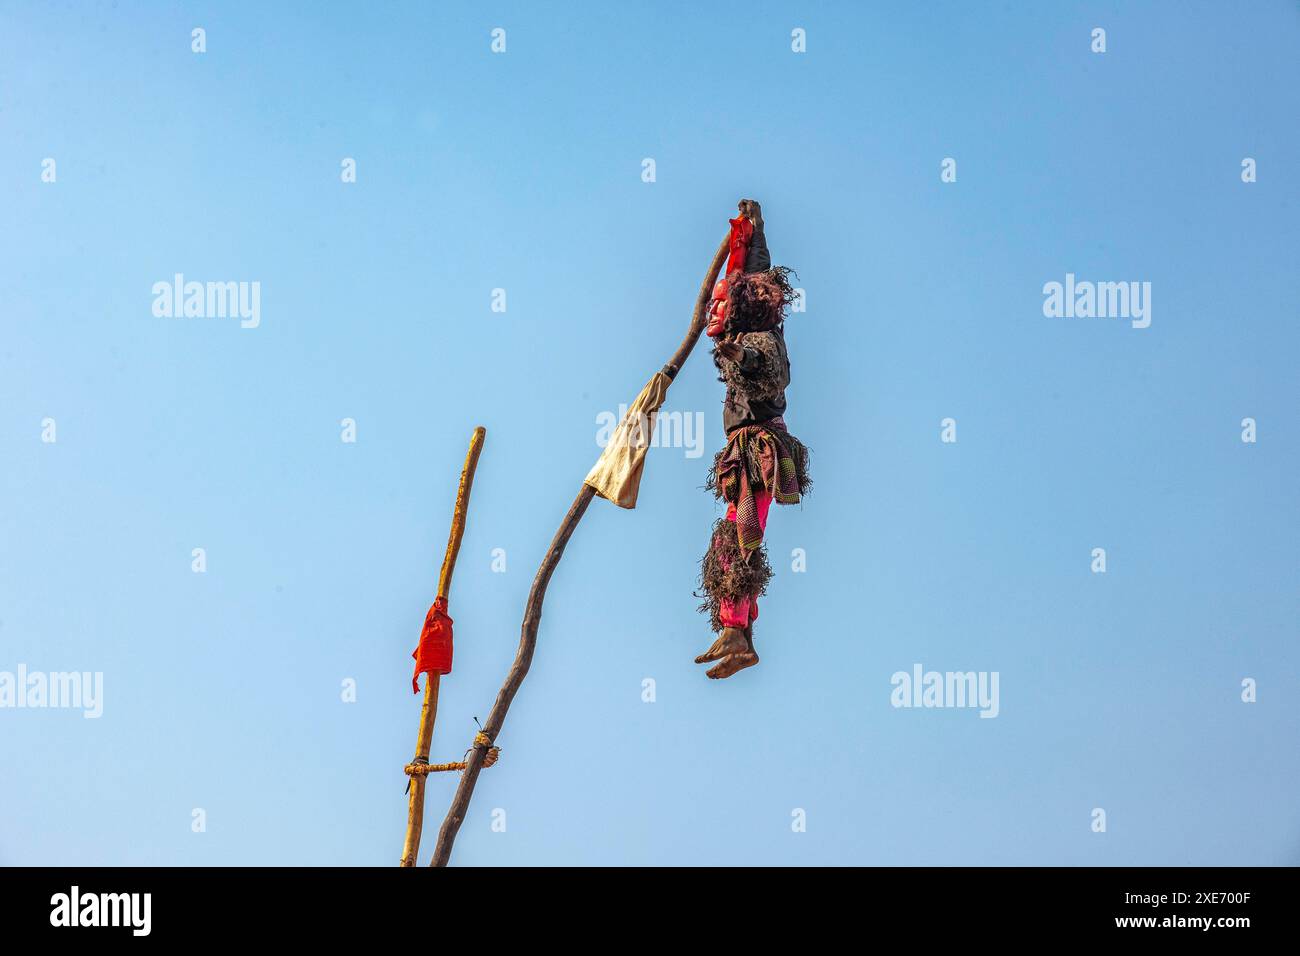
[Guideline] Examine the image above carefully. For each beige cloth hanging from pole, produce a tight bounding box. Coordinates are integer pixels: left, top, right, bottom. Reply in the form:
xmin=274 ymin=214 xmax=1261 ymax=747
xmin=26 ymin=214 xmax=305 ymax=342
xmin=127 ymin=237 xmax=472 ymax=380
xmin=583 ymin=371 xmax=672 ymax=509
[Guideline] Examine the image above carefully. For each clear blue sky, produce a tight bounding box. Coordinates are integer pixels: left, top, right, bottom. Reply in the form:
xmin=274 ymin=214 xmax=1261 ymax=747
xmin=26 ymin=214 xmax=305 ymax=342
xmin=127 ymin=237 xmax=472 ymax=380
xmin=2 ymin=1 xmax=1296 ymax=866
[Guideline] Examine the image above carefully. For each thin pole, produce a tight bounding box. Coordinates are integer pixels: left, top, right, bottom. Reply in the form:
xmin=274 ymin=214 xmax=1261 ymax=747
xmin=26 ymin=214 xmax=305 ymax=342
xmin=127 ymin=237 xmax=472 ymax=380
xmin=399 ymin=426 xmax=486 ymax=867
xmin=428 ymin=234 xmax=730 ymax=866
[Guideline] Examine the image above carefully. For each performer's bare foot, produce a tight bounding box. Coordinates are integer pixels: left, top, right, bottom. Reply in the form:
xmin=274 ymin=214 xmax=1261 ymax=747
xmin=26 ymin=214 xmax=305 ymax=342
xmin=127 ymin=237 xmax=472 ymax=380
xmin=702 ymin=625 xmax=759 ymax=678
xmin=695 ymin=627 xmax=748 ymax=664
xmin=706 ymin=647 xmax=759 ymax=679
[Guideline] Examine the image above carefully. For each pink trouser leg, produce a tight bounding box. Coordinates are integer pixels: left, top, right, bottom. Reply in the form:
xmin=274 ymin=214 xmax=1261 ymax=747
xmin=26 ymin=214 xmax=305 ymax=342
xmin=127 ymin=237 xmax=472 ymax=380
xmin=717 ymin=491 xmax=773 ymax=628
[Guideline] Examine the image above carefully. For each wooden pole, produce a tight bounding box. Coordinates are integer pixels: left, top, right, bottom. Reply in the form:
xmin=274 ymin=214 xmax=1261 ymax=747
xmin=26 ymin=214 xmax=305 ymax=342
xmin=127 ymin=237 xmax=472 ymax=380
xmin=399 ymin=425 xmax=486 ymax=867
xmin=428 ymin=233 xmax=731 ymax=867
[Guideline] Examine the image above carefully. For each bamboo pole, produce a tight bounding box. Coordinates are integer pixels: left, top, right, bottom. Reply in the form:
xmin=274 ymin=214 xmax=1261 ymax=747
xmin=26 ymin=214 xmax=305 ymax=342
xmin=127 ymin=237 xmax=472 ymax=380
xmin=428 ymin=233 xmax=731 ymax=866
xmin=399 ymin=425 xmax=486 ymax=868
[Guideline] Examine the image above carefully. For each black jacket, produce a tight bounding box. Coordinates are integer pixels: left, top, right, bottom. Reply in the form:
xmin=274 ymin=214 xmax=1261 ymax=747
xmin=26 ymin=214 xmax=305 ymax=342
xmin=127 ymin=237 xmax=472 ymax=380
xmin=720 ymin=326 xmax=790 ymax=433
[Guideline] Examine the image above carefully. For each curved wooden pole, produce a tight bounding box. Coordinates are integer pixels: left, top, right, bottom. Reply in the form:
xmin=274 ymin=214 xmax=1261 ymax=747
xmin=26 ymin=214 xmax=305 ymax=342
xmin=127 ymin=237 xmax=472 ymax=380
xmin=400 ymin=426 xmax=486 ymax=867
xmin=428 ymin=234 xmax=730 ymax=866
xmin=665 ymin=234 xmax=731 ymax=379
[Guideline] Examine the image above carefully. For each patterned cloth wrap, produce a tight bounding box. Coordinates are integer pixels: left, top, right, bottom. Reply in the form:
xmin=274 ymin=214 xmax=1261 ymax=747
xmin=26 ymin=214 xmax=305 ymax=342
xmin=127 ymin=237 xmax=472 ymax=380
xmin=712 ymin=418 xmax=804 ymax=553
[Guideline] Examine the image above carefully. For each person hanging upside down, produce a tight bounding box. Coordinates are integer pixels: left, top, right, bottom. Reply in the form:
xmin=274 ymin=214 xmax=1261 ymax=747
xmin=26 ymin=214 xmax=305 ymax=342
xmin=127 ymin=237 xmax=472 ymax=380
xmin=695 ymin=199 xmax=811 ymax=679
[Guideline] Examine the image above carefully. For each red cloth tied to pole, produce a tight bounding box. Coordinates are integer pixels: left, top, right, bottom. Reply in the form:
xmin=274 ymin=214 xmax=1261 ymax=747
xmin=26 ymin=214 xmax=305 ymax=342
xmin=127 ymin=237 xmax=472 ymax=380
xmin=412 ymin=596 xmax=454 ymax=692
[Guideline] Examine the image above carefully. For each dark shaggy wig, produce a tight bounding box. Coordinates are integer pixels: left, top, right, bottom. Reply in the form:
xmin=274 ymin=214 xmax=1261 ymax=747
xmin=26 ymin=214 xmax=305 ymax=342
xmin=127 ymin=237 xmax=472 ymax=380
xmin=725 ymin=266 xmax=798 ymax=334
xmin=696 ymin=517 xmax=774 ymax=633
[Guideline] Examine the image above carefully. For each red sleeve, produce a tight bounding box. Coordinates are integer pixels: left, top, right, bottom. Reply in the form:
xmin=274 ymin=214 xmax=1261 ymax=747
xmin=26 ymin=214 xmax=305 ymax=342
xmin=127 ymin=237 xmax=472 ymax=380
xmin=726 ymin=216 xmax=753 ymax=276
